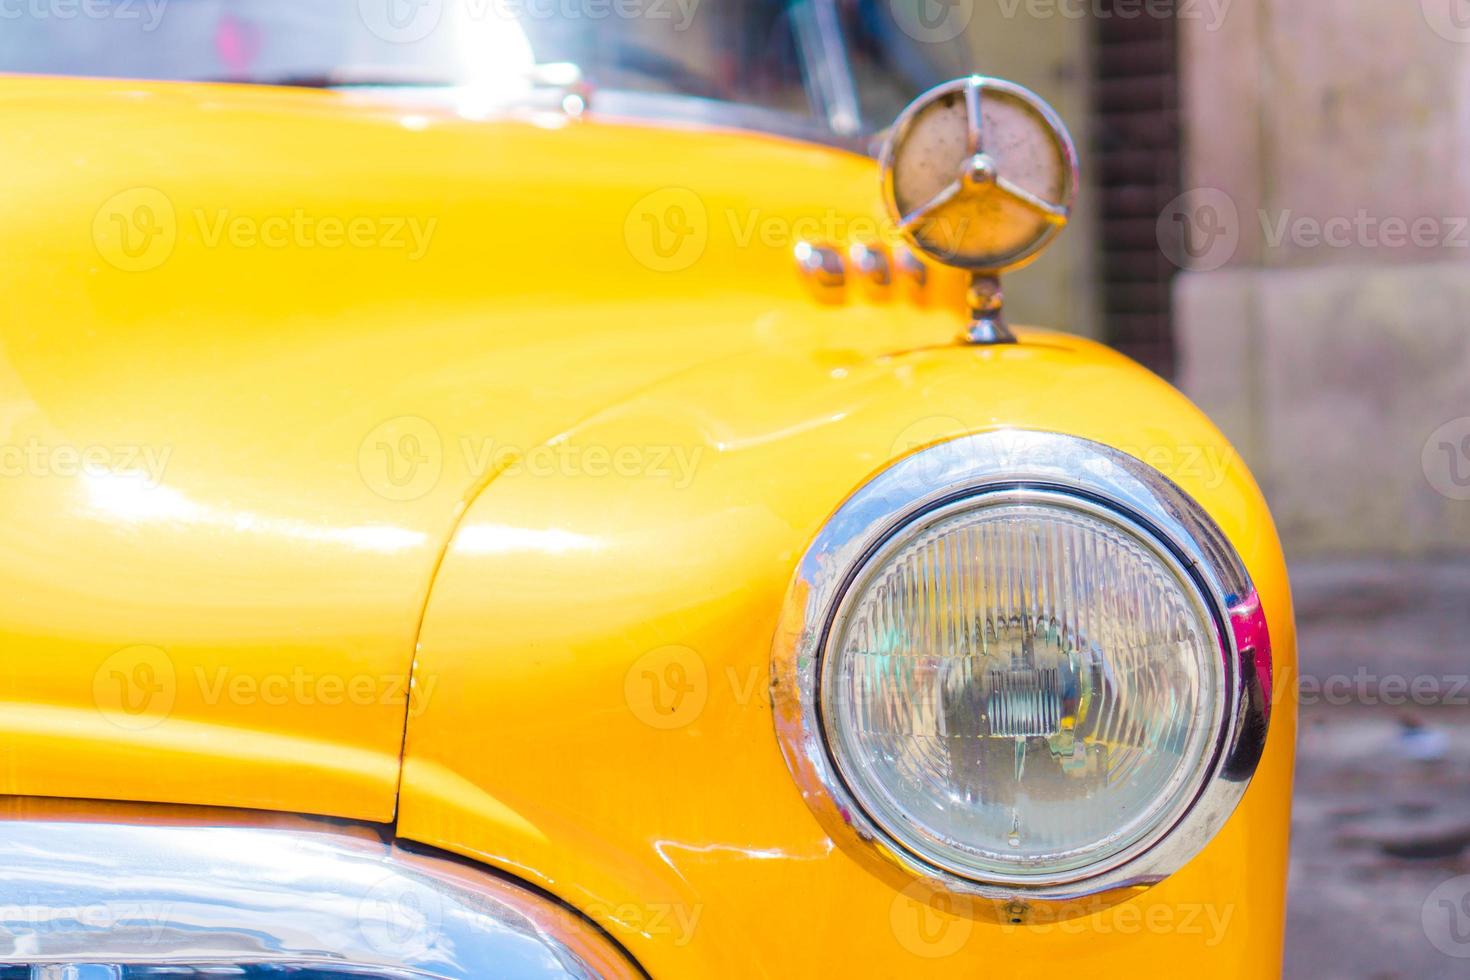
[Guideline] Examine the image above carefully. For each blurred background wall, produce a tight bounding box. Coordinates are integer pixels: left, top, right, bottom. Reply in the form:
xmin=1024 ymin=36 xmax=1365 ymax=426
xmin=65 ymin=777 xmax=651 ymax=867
xmin=973 ymin=0 xmax=1470 ymax=559
xmin=1175 ymin=0 xmax=1470 ymax=559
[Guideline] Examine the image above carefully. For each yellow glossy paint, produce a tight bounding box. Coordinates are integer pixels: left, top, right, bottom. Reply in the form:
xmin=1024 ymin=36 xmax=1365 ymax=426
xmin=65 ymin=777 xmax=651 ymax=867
xmin=399 ymin=339 xmax=1297 ymax=976
xmin=0 ymin=75 xmax=1295 ymax=976
xmin=0 ymin=76 xmax=960 ymax=818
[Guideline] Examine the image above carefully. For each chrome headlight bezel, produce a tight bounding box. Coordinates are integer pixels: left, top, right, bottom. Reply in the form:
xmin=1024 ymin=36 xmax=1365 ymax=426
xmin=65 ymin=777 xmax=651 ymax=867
xmin=770 ymin=429 xmax=1272 ymax=906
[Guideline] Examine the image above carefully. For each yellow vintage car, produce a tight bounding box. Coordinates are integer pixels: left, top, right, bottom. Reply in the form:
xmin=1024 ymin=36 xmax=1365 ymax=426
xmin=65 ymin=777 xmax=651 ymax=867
xmin=0 ymin=2 xmax=1293 ymax=977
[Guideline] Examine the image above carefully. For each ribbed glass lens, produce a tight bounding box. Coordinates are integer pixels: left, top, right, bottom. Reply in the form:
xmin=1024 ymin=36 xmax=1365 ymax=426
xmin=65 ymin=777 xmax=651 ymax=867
xmin=823 ymin=495 xmax=1223 ymax=882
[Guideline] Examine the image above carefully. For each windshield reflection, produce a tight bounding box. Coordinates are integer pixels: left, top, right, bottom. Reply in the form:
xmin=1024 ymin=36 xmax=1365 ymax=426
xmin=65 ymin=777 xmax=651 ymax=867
xmin=0 ymin=0 xmax=975 ymax=132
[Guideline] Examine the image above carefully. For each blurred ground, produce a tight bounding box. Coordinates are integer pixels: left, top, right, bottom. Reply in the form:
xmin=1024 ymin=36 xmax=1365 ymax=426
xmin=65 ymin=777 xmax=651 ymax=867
xmin=1286 ymin=560 xmax=1470 ymax=978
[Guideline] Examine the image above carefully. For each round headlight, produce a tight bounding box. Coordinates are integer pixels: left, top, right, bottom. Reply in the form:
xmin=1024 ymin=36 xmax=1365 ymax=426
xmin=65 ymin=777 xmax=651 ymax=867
xmin=826 ymin=492 xmax=1222 ymax=883
xmin=773 ymin=431 xmax=1271 ymax=905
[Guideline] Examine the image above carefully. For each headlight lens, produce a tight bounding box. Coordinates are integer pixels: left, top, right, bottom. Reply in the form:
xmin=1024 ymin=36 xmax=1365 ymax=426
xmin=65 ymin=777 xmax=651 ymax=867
xmin=773 ymin=430 xmax=1272 ymax=903
xmin=823 ymin=493 xmax=1223 ymax=883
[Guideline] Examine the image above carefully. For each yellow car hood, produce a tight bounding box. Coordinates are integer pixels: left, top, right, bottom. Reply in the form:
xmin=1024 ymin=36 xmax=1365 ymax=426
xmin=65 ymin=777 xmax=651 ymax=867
xmin=0 ymin=77 xmax=965 ymax=819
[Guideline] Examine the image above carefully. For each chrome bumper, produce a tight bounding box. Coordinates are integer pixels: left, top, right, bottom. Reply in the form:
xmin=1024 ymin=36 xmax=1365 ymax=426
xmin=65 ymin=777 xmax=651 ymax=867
xmin=0 ymin=812 xmax=638 ymax=979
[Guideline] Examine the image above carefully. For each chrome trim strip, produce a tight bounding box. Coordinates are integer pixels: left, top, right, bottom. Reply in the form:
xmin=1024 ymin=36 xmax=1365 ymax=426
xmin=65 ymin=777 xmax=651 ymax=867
xmin=791 ymin=0 xmax=862 ymax=135
xmin=769 ymin=429 xmax=1273 ymax=914
xmin=336 ymin=86 xmax=872 ymax=155
xmin=582 ymin=90 xmax=869 ymax=153
xmin=0 ymin=815 xmax=638 ymax=979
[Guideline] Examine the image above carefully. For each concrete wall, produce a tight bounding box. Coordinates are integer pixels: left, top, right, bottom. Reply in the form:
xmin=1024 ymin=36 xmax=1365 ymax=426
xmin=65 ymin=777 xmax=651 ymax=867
xmin=1176 ymin=0 xmax=1470 ymax=556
